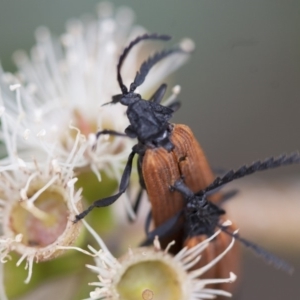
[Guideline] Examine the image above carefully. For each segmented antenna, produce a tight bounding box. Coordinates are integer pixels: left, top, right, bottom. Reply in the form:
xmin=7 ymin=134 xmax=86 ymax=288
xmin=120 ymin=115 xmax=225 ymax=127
xmin=198 ymin=152 xmax=300 ymax=196
xmin=218 ymin=225 xmax=294 ymax=274
xmin=117 ymin=33 xmax=171 ymax=94
xmin=130 ymin=46 xmax=186 ymax=92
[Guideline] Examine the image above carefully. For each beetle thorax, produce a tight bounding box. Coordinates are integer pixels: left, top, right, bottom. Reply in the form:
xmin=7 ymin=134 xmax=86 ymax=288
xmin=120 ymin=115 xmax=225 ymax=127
xmin=126 ymin=99 xmax=174 ymax=150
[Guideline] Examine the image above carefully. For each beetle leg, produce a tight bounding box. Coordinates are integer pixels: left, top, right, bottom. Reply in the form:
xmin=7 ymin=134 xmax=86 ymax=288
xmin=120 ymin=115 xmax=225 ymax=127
xmin=149 ymin=83 xmax=167 ymax=103
xmin=144 ymin=210 xmax=152 ymax=235
xmin=133 ymin=187 xmax=143 ymax=213
xmin=127 ymin=155 xmax=147 ymax=222
xmin=95 ymin=129 xmax=129 ymax=140
xmin=74 ymin=151 xmax=136 ymax=222
xmin=141 ymin=211 xmax=183 ymax=246
xmin=127 ymin=187 xmax=144 ymax=222
xmin=93 ymin=129 xmax=131 ymax=150
xmin=167 ymin=101 xmax=181 ymax=112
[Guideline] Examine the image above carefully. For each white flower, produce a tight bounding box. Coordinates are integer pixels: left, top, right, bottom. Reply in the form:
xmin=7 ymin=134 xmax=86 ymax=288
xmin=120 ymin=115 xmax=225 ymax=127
xmin=0 ymin=102 xmax=83 ymax=297
xmin=64 ymin=224 xmax=236 ymax=300
xmin=0 ymin=161 xmax=82 ymax=272
xmin=0 ymin=2 xmax=193 ymax=182
xmin=0 ymin=2 xmax=195 ymax=298
xmin=0 ymin=235 xmax=23 ymax=300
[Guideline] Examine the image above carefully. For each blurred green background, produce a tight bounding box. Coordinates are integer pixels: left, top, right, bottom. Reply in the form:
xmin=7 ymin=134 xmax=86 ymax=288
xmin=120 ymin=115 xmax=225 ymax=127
xmin=0 ymin=0 xmax=299 ymax=299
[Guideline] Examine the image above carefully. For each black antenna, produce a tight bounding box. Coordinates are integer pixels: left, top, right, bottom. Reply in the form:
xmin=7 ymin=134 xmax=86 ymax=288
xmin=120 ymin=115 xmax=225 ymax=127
xmin=117 ymin=33 xmax=171 ymax=94
xmin=218 ymin=224 xmax=294 ymax=274
xmin=198 ymin=153 xmax=300 ymax=196
xmin=130 ymin=46 xmax=186 ymax=92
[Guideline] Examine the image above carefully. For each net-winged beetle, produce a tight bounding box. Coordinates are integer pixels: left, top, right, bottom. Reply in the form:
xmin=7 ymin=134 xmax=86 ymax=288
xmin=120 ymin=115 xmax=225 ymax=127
xmin=74 ymin=33 xmax=219 ymax=235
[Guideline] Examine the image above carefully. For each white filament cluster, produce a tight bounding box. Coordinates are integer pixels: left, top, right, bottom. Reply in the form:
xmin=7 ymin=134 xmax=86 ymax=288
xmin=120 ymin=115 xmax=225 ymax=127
xmin=83 ymin=229 xmax=236 ymax=300
xmin=0 ymin=2 xmax=198 ymax=299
